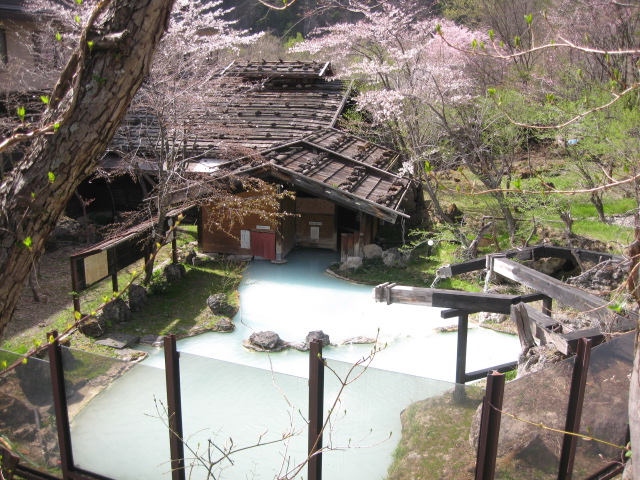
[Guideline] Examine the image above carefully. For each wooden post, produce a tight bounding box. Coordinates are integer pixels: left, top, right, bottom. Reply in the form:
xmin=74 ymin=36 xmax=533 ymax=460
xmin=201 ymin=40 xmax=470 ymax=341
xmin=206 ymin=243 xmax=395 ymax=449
xmin=511 ymin=303 xmax=536 ymax=354
xmin=169 ymin=218 xmax=178 ymax=264
xmin=558 ymin=338 xmax=592 ymax=480
xmin=542 ymin=297 xmax=553 ymax=317
xmin=70 ymin=257 xmax=81 ymax=313
xmin=109 ymin=249 xmax=118 ymax=294
xmin=47 ymin=331 xmax=74 ymax=479
xmin=308 ymin=339 xmax=324 ymax=480
xmin=454 ymin=313 xmax=469 ymax=402
xmin=164 ymin=335 xmax=185 ymax=480
xmin=475 ymin=372 xmax=505 ymax=480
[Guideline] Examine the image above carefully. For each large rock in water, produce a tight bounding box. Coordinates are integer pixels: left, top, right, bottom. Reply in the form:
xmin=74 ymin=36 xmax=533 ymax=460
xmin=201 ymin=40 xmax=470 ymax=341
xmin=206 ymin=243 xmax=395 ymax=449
xmin=207 ymin=293 xmax=232 ymax=315
xmin=100 ymin=298 xmax=131 ymax=324
xmin=248 ymin=331 xmax=283 ymax=351
xmin=128 ymin=284 xmax=148 ymax=312
xmin=306 ymin=330 xmax=330 ymax=348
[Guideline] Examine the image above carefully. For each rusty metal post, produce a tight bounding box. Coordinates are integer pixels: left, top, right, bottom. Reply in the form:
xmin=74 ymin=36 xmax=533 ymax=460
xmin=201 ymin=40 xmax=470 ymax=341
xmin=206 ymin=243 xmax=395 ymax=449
xmin=475 ymin=372 xmax=505 ymax=480
xmin=558 ymin=338 xmax=592 ymax=480
xmin=308 ymin=339 xmax=324 ymax=480
xmin=47 ymin=331 xmax=74 ymax=479
xmin=70 ymin=258 xmax=81 ymax=313
xmin=163 ymin=335 xmax=185 ymax=480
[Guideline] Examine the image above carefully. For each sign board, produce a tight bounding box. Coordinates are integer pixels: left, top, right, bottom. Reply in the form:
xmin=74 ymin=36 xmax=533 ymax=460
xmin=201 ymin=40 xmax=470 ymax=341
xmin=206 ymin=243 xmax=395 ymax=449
xmin=256 ymin=225 xmax=271 ymax=230
xmin=240 ymin=230 xmax=251 ymax=249
xmin=84 ymin=250 xmax=109 ymax=286
xmin=310 ymin=226 xmax=320 ymax=240
xmin=309 ymin=221 xmax=323 ymax=226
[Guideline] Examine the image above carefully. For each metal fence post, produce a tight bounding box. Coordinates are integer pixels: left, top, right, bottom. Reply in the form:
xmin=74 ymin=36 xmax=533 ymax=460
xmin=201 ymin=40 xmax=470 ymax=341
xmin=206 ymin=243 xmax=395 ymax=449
xmin=475 ymin=372 xmax=505 ymax=480
xmin=164 ymin=335 xmax=185 ymax=480
xmin=308 ymin=339 xmax=324 ymax=480
xmin=558 ymin=338 xmax=592 ymax=480
xmin=47 ymin=331 xmax=74 ymax=479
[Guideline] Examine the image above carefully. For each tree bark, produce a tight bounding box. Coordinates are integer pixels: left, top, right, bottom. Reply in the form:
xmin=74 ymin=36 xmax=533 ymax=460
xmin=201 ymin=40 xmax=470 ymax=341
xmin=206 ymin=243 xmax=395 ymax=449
xmin=0 ymin=0 xmax=175 ymax=338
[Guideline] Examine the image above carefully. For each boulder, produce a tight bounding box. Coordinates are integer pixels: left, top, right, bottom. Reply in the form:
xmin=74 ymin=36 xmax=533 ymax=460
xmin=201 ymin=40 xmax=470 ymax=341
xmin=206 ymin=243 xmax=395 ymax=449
xmin=476 ymin=312 xmax=509 ymax=325
xmin=184 ymin=249 xmax=197 ymax=265
xmin=445 ymin=203 xmax=464 ymax=223
xmin=128 ymin=284 xmax=148 ymax=312
xmin=382 ymin=247 xmax=410 ymax=268
xmin=567 ymin=260 xmax=627 ymax=291
xmin=306 ymin=330 xmax=330 ymax=348
xmin=100 ymin=298 xmax=131 ymax=324
xmin=341 ymin=336 xmax=377 ymax=345
xmin=525 ymin=257 xmax=567 ymax=277
xmin=212 ymin=317 xmax=235 ymax=333
xmin=78 ymin=315 xmax=108 ymax=338
xmin=46 ymin=216 xmax=85 ymax=249
xmin=363 ymin=244 xmax=383 ymax=259
xmin=206 ymin=293 xmax=232 ymax=315
xmin=339 ymin=256 xmax=363 ymax=271
xmin=248 ymin=331 xmax=283 ymax=351
xmin=164 ymin=263 xmax=186 ymax=284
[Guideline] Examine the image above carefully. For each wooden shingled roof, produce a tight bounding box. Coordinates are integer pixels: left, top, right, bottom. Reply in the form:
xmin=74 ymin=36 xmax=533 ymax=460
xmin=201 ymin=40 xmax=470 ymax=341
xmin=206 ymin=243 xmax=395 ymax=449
xmin=221 ymin=59 xmax=334 ymax=79
xmin=109 ymin=60 xmax=349 ymax=158
xmin=108 ymin=60 xmax=414 ymax=222
xmin=188 ymin=128 xmax=412 ymax=223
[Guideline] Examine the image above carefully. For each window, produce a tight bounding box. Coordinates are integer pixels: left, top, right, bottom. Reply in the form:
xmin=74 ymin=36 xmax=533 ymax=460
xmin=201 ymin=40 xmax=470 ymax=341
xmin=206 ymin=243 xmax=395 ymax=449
xmin=0 ymin=30 xmax=7 ymax=66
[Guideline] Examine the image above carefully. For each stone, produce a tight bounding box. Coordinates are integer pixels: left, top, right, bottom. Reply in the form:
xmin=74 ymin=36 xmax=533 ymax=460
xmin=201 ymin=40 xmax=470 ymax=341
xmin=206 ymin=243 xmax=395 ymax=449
xmin=128 ymin=284 xmax=148 ymax=312
xmin=526 ymin=257 xmax=567 ymax=277
xmin=212 ymin=317 xmax=235 ymax=332
xmin=363 ymin=244 xmax=383 ymax=259
xmin=339 ymin=256 xmax=362 ymax=271
xmin=164 ymin=263 xmax=186 ymax=284
xmin=139 ymin=335 xmax=164 ymax=346
xmin=567 ymin=260 xmax=627 ymax=291
xmin=445 ymin=203 xmax=464 ymax=223
xmin=206 ymin=293 xmax=232 ymax=315
xmin=95 ymin=332 xmax=140 ymax=349
xmin=100 ymin=298 xmax=131 ymax=324
xmin=434 ymin=325 xmax=458 ymax=333
xmin=46 ymin=216 xmax=85 ymax=249
xmin=78 ymin=316 xmax=107 ymax=338
xmin=341 ymin=336 xmax=377 ymax=345
xmin=476 ymin=312 xmax=509 ymax=325
xmin=306 ymin=330 xmax=330 ymax=348
xmin=382 ymin=247 xmax=410 ymax=268
xmin=248 ymin=331 xmax=282 ymax=351
xmin=184 ymin=249 xmax=197 ymax=265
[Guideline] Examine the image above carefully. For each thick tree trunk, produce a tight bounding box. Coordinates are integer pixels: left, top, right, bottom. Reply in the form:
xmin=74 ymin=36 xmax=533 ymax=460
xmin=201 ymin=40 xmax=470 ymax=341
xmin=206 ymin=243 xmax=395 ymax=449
xmin=0 ymin=0 xmax=175 ymax=338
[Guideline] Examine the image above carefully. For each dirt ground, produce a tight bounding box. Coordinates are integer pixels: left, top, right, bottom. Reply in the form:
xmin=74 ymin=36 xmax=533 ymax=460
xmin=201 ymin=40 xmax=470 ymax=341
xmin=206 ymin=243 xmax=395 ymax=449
xmin=5 ymin=245 xmax=84 ymax=340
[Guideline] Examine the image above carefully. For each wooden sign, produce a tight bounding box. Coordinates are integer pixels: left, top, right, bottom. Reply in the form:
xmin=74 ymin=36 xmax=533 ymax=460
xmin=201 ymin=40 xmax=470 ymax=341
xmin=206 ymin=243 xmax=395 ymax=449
xmin=84 ymin=250 xmax=109 ymax=286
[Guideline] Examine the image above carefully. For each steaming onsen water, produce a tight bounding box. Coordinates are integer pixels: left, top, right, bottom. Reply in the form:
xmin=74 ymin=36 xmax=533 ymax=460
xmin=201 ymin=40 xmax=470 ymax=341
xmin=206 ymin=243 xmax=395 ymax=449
xmin=69 ymin=249 xmax=520 ymax=479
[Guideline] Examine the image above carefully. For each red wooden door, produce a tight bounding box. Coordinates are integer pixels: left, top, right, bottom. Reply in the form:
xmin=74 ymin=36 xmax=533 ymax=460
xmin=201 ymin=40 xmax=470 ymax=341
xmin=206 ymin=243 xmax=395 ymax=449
xmin=251 ymin=231 xmax=276 ymax=260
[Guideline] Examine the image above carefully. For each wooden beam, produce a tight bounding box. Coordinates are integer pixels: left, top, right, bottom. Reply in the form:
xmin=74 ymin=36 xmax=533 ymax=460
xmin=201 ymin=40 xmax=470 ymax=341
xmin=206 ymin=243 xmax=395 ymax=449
xmin=373 ymin=284 xmax=519 ymax=314
xmin=523 ymin=304 xmax=606 ymax=354
xmin=492 ymin=258 xmax=633 ymax=331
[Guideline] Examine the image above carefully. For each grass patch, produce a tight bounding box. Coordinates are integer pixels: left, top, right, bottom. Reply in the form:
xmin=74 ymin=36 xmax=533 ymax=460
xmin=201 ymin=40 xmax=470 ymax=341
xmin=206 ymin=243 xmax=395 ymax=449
xmin=386 ymin=386 xmax=484 ymax=479
xmin=1 ymin=226 xmax=243 ymax=357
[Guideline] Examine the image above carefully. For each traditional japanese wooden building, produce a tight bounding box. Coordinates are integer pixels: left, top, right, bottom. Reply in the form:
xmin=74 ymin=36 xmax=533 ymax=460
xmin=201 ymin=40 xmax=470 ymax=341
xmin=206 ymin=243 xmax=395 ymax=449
xmin=103 ymin=60 xmax=418 ymax=262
